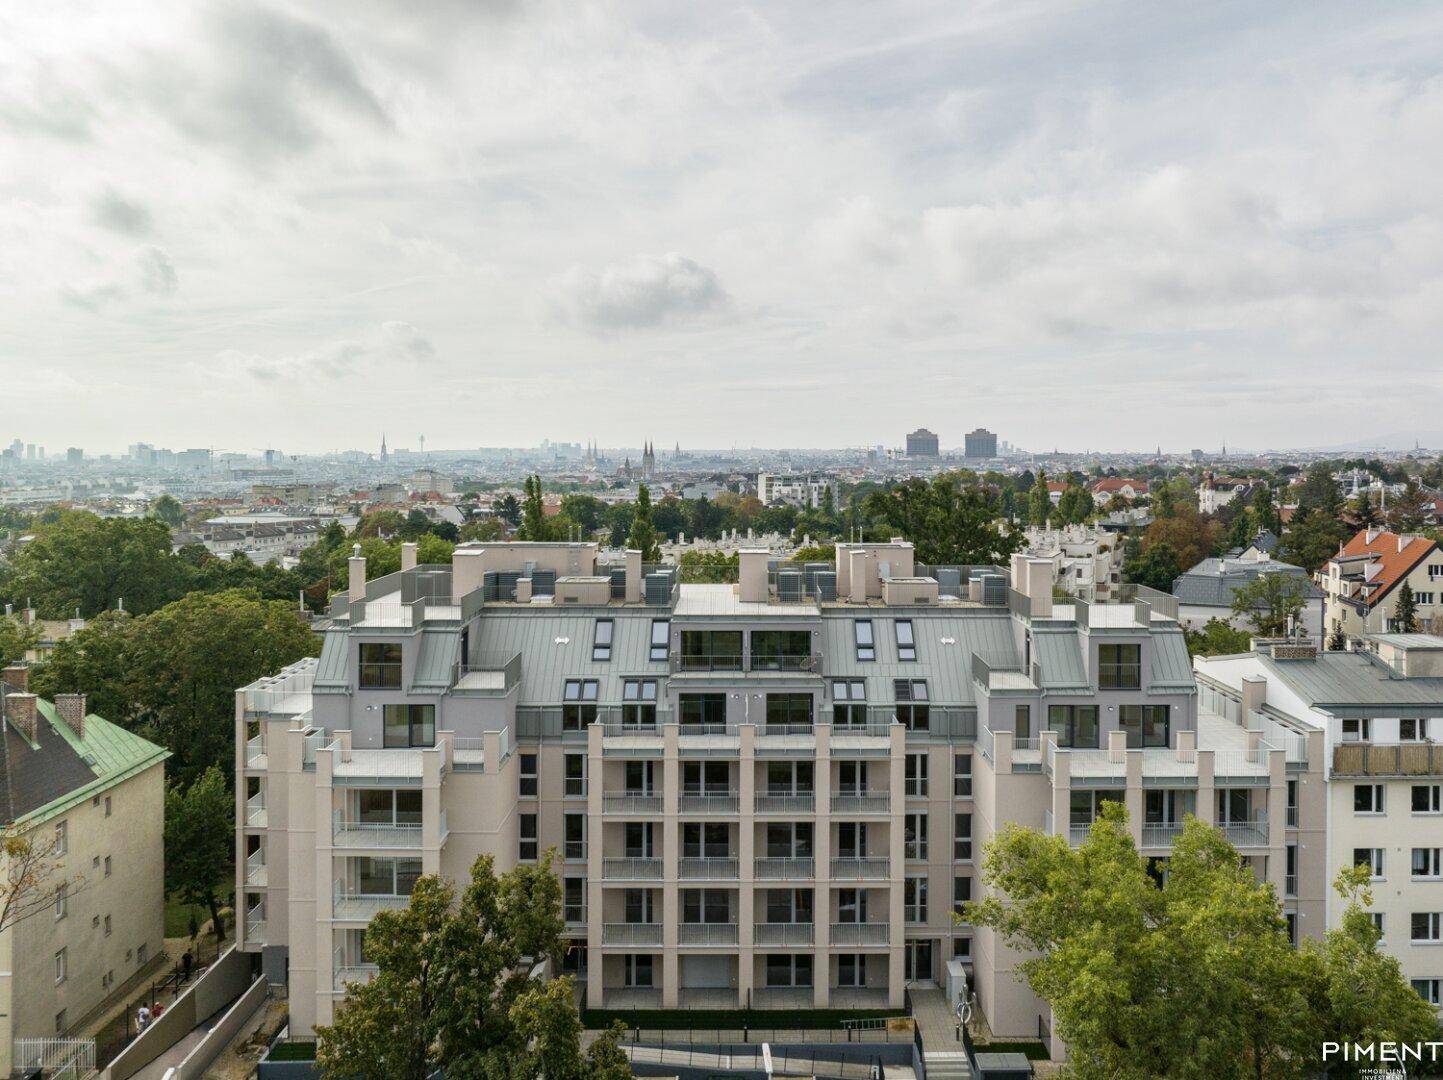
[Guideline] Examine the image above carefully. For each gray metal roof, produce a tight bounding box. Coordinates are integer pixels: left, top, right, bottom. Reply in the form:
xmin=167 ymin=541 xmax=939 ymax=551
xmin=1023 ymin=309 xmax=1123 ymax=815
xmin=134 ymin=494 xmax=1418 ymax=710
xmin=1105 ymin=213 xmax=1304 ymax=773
xmin=1031 ymin=630 xmax=1089 ymax=690
xmin=1370 ymin=634 xmax=1443 ymax=650
xmin=1261 ymin=651 xmax=1443 ymax=714
xmin=1171 ymin=557 xmax=1317 ymax=608
xmin=470 ymin=610 xmax=669 ymax=705
xmin=819 ymin=610 xmax=1019 ymax=705
xmin=315 ymin=629 xmax=350 ymax=689
xmin=412 ymin=629 xmax=460 ymax=692
xmin=1149 ymin=629 xmax=1195 ymax=690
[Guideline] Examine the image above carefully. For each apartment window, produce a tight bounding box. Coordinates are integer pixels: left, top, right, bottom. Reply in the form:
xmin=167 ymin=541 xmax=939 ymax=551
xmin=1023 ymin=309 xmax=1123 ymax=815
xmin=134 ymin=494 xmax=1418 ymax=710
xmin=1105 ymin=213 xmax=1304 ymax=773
xmin=382 ymin=704 xmax=435 ymax=748
xmin=649 ymin=619 xmax=670 ymax=661
xmin=952 ymin=937 xmax=973 ymax=961
xmin=1414 ymin=848 xmax=1443 ymax=880
xmin=1048 ymin=704 xmax=1100 ymax=749
xmin=104 ymin=796 xmax=112 ymax=817
xmin=1285 ymin=844 xmax=1298 ymax=897
xmin=564 ymin=753 xmax=586 ymax=797
xmin=905 ymin=876 xmax=929 ymax=922
xmin=519 ymin=753 xmax=538 ymax=797
xmin=54 ymin=820 xmax=68 ymax=856
xmin=1287 ymin=779 xmax=1299 ymax=827
xmin=837 ymin=887 xmax=867 ymax=922
xmin=953 ymin=753 xmax=973 ymax=798
xmin=678 ymin=629 xmax=742 ymax=671
xmin=1414 ymin=785 xmax=1443 ymax=814
xmin=766 ymin=821 xmax=812 ymax=859
xmin=836 ymin=823 xmax=869 ymax=860
xmin=854 ymin=619 xmax=875 ymax=661
xmin=1431 ymin=565 xmax=1443 ymax=580
xmin=55 ymin=1009 xmax=66 ymax=1035
xmin=1417 ymin=592 xmax=1437 ymax=606
xmin=894 ymin=679 xmax=930 ymax=731
xmin=1015 ymin=704 xmax=1032 ymax=741
xmin=626 ymin=760 xmax=656 ymax=795
xmin=895 ymin=620 xmax=916 ymax=661
xmin=905 ymin=812 xmax=928 ymax=860
xmin=836 ymin=954 xmax=866 ymax=988
xmin=751 ymin=630 xmax=813 ymax=671
xmin=1372 ymin=912 xmax=1385 ymax=935
xmin=1354 ymin=848 xmax=1384 ymax=880
xmin=766 ymin=760 xmax=814 ymax=797
xmin=954 ymin=813 xmax=973 ymax=861
xmin=54 ymin=885 xmax=67 ymax=921
xmin=622 ymin=679 xmax=659 ymax=726
xmin=1342 ymin=718 xmax=1372 ymax=742
xmin=682 ymin=888 xmax=732 ymax=925
xmin=359 ymin=788 xmax=422 ymax=825
xmin=766 ymin=954 xmax=813 ymax=988
xmin=1285 ymin=912 xmax=1298 ymax=946
xmin=1401 ymin=718 xmax=1427 ymax=741
xmin=625 ymin=821 xmax=657 ymax=858
xmin=624 ymin=892 xmax=655 ymax=927
xmin=765 ymin=693 xmax=813 ymax=730
xmin=105 ymin=913 xmax=112 ymax=936
xmin=55 ymin=947 xmax=67 ymax=984
xmin=953 ymin=875 xmax=972 ymax=916
xmin=905 ymin=753 xmax=928 ymax=797
xmin=562 ymin=679 xmax=599 ymax=730
xmin=359 ymin=643 xmax=403 ymax=689
xmin=623 ymin=955 xmax=654 ymax=988
xmin=1414 ymin=978 xmax=1443 ymax=1006
xmin=563 ymin=878 xmax=586 ymax=923
xmin=104 ymin=855 xmax=112 ymax=878
xmin=357 ymin=856 xmax=421 ymax=897
xmin=592 ymin=619 xmax=614 ymax=661
xmin=519 ymin=814 xmax=538 ymax=861
xmin=564 ymin=813 xmax=586 ymax=861
xmin=832 ymin=680 xmax=867 ymax=727
xmin=1118 ymin=704 xmax=1170 ymax=749
xmin=1354 ymin=784 xmax=1385 ymax=814
xmin=1411 ymin=912 xmax=1442 ymax=944
xmin=679 ymin=693 xmax=727 ymax=729
xmin=1098 ymin=643 xmax=1141 ymax=690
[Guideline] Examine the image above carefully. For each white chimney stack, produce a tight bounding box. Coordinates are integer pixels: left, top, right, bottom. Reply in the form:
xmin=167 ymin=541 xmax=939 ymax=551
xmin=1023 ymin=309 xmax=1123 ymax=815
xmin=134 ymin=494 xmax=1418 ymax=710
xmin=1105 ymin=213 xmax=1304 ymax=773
xmin=348 ymin=543 xmax=367 ymax=598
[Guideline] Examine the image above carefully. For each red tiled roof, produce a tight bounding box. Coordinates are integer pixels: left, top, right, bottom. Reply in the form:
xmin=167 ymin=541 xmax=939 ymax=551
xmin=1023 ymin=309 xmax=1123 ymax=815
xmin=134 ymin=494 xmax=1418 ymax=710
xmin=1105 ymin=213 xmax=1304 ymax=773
xmin=1331 ymin=529 xmax=1439 ymax=609
xmin=1090 ymin=478 xmax=1148 ymax=494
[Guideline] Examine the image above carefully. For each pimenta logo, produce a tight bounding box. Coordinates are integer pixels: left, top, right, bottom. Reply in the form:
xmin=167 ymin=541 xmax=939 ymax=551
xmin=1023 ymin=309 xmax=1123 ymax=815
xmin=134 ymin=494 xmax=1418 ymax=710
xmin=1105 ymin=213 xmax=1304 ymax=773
xmin=1322 ymin=1041 xmax=1443 ymax=1068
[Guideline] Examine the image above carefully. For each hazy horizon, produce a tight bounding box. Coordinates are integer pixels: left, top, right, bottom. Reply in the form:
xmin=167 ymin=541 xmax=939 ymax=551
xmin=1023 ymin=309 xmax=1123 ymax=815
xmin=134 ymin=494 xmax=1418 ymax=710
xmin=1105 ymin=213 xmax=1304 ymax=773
xmin=5 ymin=1 xmax=1442 ymax=453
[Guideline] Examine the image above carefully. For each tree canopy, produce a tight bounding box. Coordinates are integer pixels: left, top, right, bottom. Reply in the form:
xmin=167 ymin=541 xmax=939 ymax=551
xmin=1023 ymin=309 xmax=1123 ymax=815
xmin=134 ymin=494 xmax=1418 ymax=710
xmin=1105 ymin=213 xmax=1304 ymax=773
xmin=164 ymin=765 xmax=234 ymax=939
xmin=1230 ymin=573 xmax=1309 ymax=636
xmin=863 ymin=474 xmax=1019 ymax=565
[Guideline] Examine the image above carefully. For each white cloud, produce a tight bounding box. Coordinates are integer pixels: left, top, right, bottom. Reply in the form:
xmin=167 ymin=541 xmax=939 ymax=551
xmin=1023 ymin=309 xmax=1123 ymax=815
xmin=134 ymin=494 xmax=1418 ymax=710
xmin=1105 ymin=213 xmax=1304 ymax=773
xmin=216 ymin=321 xmax=437 ymax=382
xmin=545 ymin=253 xmax=730 ymax=332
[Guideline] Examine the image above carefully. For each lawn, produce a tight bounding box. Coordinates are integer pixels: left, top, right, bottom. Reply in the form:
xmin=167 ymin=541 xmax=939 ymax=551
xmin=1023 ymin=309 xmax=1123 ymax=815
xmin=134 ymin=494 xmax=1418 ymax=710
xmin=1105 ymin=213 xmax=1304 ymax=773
xmin=164 ymin=882 xmax=234 ymax=939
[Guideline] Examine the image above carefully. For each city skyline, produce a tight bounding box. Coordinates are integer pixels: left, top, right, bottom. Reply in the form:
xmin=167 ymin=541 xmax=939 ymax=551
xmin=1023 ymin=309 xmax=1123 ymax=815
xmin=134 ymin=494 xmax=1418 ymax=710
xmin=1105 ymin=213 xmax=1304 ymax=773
xmin=3 ymin=3 xmax=1442 ymax=451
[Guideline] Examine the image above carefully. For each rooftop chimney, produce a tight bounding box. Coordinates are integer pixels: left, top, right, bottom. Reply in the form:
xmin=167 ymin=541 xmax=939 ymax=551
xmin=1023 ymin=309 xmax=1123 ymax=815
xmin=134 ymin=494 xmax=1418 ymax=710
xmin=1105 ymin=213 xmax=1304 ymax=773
xmin=348 ymin=543 xmax=367 ymax=599
xmin=4 ymin=691 xmax=39 ymax=743
xmin=401 ymin=541 xmax=418 ymax=571
xmin=55 ymin=693 xmax=87 ymax=740
xmin=1 ymin=664 xmax=27 ymax=692
xmin=738 ymin=549 xmax=769 ymax=603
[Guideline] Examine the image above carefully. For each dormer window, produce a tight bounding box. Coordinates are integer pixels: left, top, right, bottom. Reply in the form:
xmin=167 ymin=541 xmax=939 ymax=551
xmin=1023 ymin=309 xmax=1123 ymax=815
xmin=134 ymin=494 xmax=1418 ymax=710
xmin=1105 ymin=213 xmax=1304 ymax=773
xmin=854 ymin=620 xmax=875 ymax=662
xmin=1098 ymin=643 xmax=1141 ymax=690
xmin=895 ymin=620 xmax=916 ymax=662
xmin=359 ymin=643 xmax=403 ymax=689
xmin=592 ymin=619 xmax=614 ymax=662
xmin=562 ymin=679 xmax=599 ymax=731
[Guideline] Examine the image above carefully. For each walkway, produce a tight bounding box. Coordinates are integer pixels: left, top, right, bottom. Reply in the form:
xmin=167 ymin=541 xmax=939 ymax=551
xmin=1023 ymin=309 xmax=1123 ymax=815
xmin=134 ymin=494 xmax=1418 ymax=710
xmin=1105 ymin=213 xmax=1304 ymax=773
xmin=909 ymin=987 xmax=974 ymax=1079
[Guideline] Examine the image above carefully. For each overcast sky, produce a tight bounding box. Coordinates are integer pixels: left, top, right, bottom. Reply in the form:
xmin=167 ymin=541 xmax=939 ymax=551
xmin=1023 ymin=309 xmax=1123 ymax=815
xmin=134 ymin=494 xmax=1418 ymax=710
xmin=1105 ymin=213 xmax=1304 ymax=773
xmin=3 ymin=1 xmax=1442 ymax=455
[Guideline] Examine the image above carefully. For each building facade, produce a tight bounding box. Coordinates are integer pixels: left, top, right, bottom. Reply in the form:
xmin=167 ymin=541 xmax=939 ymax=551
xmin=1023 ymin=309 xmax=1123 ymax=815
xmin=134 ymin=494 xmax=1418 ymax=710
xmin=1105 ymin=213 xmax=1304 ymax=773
xmin=1319 ymin=530 xmax=1443 ymax=641
xmin=905 ymin=429 xmax=940 ymax=458
xmin=963 ymin=430 xmax=997 ymax=460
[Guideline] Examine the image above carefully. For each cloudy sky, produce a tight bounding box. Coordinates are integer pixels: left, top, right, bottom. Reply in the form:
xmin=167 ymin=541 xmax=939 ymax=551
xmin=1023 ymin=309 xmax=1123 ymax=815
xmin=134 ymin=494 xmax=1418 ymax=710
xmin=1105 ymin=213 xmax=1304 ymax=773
xmin=3 ymin=1 xmax=1442 ymax=455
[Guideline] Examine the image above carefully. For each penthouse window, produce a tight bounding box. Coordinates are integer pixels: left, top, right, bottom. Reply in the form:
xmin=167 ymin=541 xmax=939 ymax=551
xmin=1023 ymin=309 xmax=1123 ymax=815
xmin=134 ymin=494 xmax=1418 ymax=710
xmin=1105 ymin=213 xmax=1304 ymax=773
xmin=1097 ymin=643 xmax=1141 ymax=690
xmin=1119 ymin=705 xmax=1170 ymax=749
xmin=678 ymin=629 xmax=742 ymax=672
xmin=562 ymin=679 xmax=599 ymax=731
xmin=649 ymin=619 xmax=670 ymax=661
xmin=1047 ymin=704 xmax=1100 ymax=749
xmin=359 ymin=643 xmax=403 ymax=689
xmin=854 ymin=620 xmax=875 ymax=661
xmin=592 ymin=619 xmax=614 ymax=662
xmin=622 ymin=680 xmax=659 ymax=727
xmin=894 ymin=679 xmax=930 ymax=731
xmin=894 ymin=620 xmax=916 ymax=661
xmin=383 ymin=704 xmax=435 ymax=748
xmin=832 ymin=680 xmax=866 ymax=727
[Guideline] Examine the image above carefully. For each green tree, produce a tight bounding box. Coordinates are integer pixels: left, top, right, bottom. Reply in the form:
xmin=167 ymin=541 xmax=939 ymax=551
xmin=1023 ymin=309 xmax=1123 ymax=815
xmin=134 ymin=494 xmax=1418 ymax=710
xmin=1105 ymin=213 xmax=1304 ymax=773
xmin=1153 ymin=477 xmax=1177 ymax=519
xmin=1250 ymin=483 xmax=1278 ymax=534
xmin=1281 ymin=508 xmax=1348 ymax=574
xmin=0 ymin=616 xmax=39 ymax=667
xmin=1296 ymin=463 xmax=1342 ymax=518
xmin=1327 ymin=621 xmax=1347 ymax=651
xmin=458 ymin=518 xmax=504 ymax=543
xmin=862 ymin=474 xmax=1020 ymax=565
xmin=1029 ymin=469 xmax=1051 ymax=526
xmin=1227 ymin=505 xmax=1254 ymax=551
xmin=627 ymin=484 xmax=661 ymax=561
xmin=494 ymin=492 xmax=522 ymax=526
xmin=1124 ymin=541 xmax=1181 ymax=593
xmin=517 ymin=476 xmax=549 ymax=542
xmin=1057 ymin=483 xmax=1091 ymax=525
xmin=317 ymin=854 xmax=625 ymax=1080
xmin=1349 ymin=491 xmax=1380 ymax=529
xmin=1184 ymin=617 xmax=1252 ymax=657
xmin=1230 ymin=573 xmax=1308 ymax=637
xmin=327 ymin=536 xmax=402 ymax=589
xmin=29 ymin=610 xmax=134 ymax=722
xmin=1387 ymin=479 xmax=1429 ymax=533
xmin=150 ymin=493 xmax=187 ymax=529
xmin=1395 ymin=580 xmax=1419 ymax=633
xmin=164 ymin=766 xmax=234 ymax=941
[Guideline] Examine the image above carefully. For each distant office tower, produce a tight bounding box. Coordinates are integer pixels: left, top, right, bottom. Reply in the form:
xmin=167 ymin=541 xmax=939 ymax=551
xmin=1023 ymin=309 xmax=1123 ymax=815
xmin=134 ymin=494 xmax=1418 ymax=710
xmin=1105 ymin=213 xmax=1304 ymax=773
xmin=963 ymin=428 xmax=997 ymax=459
xmin=66 ymin=447 xmax=83 ymax=464
xmin=905 ymin=428 xmax=939 ymax=457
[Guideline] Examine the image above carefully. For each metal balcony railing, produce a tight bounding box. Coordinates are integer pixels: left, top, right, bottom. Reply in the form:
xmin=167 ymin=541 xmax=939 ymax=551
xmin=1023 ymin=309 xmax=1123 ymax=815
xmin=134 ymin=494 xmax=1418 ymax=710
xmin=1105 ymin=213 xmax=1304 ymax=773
xmin=245 ymin=848 xmax=267 ymax=886
xmin=334 ymin=964 xmax=380 ymax=992
xmin=564 ymin=905 xmax=587 ymax=926
xmin=246 ymin=791 xmax=266 ymax=827
xmin=1286 ymin=806 xmax=1299 ymax=828
xmin=332 ymin=813 xmax=424 ymax=848
xmin=670 ymin=655 xmax=744 ymax=673
xmin=678 ymin=857 xmax=739 ymax=880
xmin=749 ymin=654 xmax=822 ymax=673
xmin=755 ymin=793 xmax=815 ymax=814
xmin=1140 ymin=822 xmax=1184 ymax=848
xmin=830 ymin=922 xmax=889 ymax=945
xmin=244 ymin=907 xmax=266 ymax=943
xmin=1219 ymin=819 xmax=1270 ymax=848
xmin=333 ymin=891 xmax=410 ymax=921
xmin=830 ymin=857 xmax=889 ymax=880
xmin=755 ymin=922 xmax=814 ymax=945
xmin=759 ymin=723 xmax=817 ymax=738
xmin=679 ymin=922 xmax=739 ymax=945
xmin=830 ymin=793 xmax=890 ymax=814
xmin=755 ymin=857 xmax=815 ymax=880
xmin=602 ymin=923 xmax=664 ymax=945
xmin=602 ymin=857 xmax=663 ymax=880
xmin=603 ymin=793 xmax=663 ymax=814
xmin=679 ymin=790 xmax=740 ymax=814
xmin=245 ymin=734 xmax=267 ymax=769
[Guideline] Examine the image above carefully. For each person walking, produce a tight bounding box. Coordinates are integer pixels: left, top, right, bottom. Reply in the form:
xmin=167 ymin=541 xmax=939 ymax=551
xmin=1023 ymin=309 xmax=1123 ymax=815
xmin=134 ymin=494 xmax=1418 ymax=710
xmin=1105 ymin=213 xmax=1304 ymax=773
xmin=182 ymin=949 xmax=193 ymax=983
xmin=137 ymin=1004 xmax=151 ymax=1033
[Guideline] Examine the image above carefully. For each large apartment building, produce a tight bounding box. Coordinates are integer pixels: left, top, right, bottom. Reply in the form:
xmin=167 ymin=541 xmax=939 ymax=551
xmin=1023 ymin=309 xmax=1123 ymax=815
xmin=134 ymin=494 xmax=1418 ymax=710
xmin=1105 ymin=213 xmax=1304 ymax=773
xmin=1319 ymin=529 xmax=1443 ymax=640
xmin=236 ymin=539 xmax=1324 ymax=1055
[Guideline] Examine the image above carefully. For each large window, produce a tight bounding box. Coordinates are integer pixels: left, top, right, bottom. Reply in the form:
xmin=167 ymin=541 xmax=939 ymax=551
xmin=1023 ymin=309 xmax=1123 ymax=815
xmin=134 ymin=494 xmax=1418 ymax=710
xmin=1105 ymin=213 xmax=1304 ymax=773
xmin=1411 ymin=912 xmax=1442 ymax=944
xmin=905 ymin=876 xmax=928 ymax=922
xmin=1354 ymin=784 xmax=1385 ymax=814
xmin=592 ymin=619 xmax=614 ymax=662
xmin=1119 ymin=704 xmax=1170 ymax=749
xmin=905 ymin=753 xmax=928 ymax=797
xmin=358 ymin=789 xmax=422 ymax=825
xmin=953 ymin=752 xmax=972 ymax=798
xmin=678 ymin=630 xmax=742 ymax=671
xmin=355 ymin=856 xmax=421 ymax=897
xmin=833 ymin=679 xmax=867 ymax=727
xmin=1098 ymin=643 xmax=1142 ymax=690
xmin=518 ymin=814 xmax=538 ymax=861
xmin=383 ymin=704 xmax=435 ymax=747
xmin=854 ymin=620 xmax=875 ymax=661
xmin=894 ymin=679 xmax=930 ymax=731
xmin=751 ymin=630 xmax=813 ymax=671
xmin=564 ymin=813 xmax=586 ymax=860
xmin=954 ymin=813 xmax=972 ymax=861
xmin=1413 ymin=785 xmax=1442 ymax=814
xmin=766 ymin=693 xmax=813 ymax=730
xmin=622 ymin=679 xmax=659 ymax=726
xmin=894 ymin=620 xmax=916 ymax=661
xmin=624 ymin=955 xmax=655 ymax=987
xmin=905 ymin=812 xmax=928 ymax=859
xmin=766 ymin=954 xmax=813 ymax=987
xmin=359 ymin=643 xmax=403 ymax=689
xmin=679 ymin=693 xmax=727 ymax=729
xmin=649 ymin=619 xmax=670 ymax=661
xmin=1047 ymin=704 xmax=1100 ymax=748
xmin=562 ymin=679 xmax=599 ymax=730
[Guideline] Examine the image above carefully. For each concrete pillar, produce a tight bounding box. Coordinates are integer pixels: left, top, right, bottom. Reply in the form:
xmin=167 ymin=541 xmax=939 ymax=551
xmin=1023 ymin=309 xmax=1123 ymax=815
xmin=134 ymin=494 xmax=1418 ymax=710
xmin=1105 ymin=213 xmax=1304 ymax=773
xmin=739 ymin=548 xmax=770 ymax=603
xmin=401 ymin=541 xmax=418 ymax=571
xmin=452 ymin=548 xmax=486 ymax=603
xmin=624 ymin=549 xmax=643 ymax=604
xmin=661 ymin=725 xmax=679 ymax=1007
xmin=849 ymin=549 xmax=871 ymax=604
xmin=586 ymin=724 xmax=605 ymax=1008
xmin=1241 ymin=675 xmax=1267 ymax=719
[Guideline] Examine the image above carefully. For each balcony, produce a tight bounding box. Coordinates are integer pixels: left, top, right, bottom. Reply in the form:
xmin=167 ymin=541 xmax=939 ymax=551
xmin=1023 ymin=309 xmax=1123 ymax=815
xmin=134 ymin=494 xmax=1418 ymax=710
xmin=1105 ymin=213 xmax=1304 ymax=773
xmin=245 ymin=735 xmax=267 ymax=770
xmin=333 ymin=815 xmax=424 ymax=849
xmin=679 ymin=790 xmax=740 ymax=814
xmin=755 ymin=922 xmax=814 ymax=946
xmin=830 ymin=922 xmax=889 ymax=946
xmin=678 ymin=857 xmax=739 ymax=880
xmin=244 ymin=906 xmax=266 ymax=944
xmin=333 ymin=891 xmax=410 ymax=921
xmin=670 ymin=655 xmax=744 ymax=674
xmin=831 ymin=793 xmax=890 ymax=814
xmin=1219 ymin=819 xmax=1269 ymax=848
xmin=245 ymin=848 xmax=267 ymax=887
xmin=334 ymin=964 xmax=379 ymax=992
xmin=602 ymin=857 xmax=663 ymax=880
xmin=755 ymin=792 xmax=815 ymax=815
xmin=755 ymin=857 xmax=815 ymax=880
xmin=603 ymin=923 xmax=664 ymax=946
xmin=452 ymin=737 xmax=485 ymax=770
xmin=679 ymin=922 xmax=739 ymax=945
xmin=603 ymin=793 xmax=663 ymax=815
xmin=1140 ymin=822 xmax=1184 ymax=848
xmin=246 ymin=791 xmax=267 ymax=828
xmin=1332 ymin=741 xmax=1443 ymax=778
xmin=749 ymin=654 xmax=822 ymax=673
xmin=830 ymin=857 xmax=890 ymax=881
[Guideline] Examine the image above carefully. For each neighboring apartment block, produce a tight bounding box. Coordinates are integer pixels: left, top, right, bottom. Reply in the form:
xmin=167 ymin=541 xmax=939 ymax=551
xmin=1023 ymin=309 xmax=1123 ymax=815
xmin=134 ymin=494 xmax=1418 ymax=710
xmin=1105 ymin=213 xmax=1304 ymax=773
xmin=1319 ymin=529 xmax=1443 ymax=640
xmin=1020 ymin=524 xmax=1122 ymax=602
xmin=0 ymin=667 xmax=169 ymax=1077
xmin=1195 ymin=638 xmax=1443 ymax=1008
xmin=240 ymin=537 xmax=1323 ymax=1056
